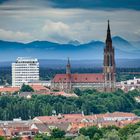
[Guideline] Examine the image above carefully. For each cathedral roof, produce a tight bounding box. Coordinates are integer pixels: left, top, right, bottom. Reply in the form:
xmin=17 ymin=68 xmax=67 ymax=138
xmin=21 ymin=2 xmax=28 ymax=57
xmin=52 ymin=73 xmax=104 ymax=83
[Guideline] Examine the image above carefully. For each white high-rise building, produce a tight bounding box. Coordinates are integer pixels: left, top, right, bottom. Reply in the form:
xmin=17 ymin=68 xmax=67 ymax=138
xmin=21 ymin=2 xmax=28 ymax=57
xmin=12 ymin=57 xmax=39 ymax=87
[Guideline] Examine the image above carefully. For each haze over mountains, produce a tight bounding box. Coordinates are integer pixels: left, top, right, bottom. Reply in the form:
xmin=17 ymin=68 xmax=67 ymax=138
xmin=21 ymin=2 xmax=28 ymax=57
xmin=0 ymin=36 xmax=140 ymax=67
xmin=0 ymin=36 xmax=140 ymax=61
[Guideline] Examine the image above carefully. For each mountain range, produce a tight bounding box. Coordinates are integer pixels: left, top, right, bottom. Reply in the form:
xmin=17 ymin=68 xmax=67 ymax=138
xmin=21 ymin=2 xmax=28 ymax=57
xmin=0 ymin=36 xmax=140 ymax=62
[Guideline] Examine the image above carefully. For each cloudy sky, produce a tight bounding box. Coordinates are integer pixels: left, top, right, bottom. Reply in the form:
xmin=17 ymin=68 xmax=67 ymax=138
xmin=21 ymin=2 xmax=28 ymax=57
xmin=0 ymin=0 xmax=140 ymax=43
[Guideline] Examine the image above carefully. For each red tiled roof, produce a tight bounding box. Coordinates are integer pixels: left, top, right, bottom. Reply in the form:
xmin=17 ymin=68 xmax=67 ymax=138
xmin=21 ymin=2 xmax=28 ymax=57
xmin=0 ymin=87 xmax=20 ymax=93
xmin=120 ymin=119 xmax=140 ymax=126
xmin=53 ymin=73 xmax=104 ymax=83
xmin=34 ymin=114 xmax=84 ymax=123
xmin=102 ymin=112 xmax=136 ymax=118
xmin=30 ymin=85 xmax=50 ymax=91
xmin=99 ymin=119 xmax=140 ymax=128
xmin=33 ymin=112 xmax=137 ymax=124
xmin=69 ymin=122 xmax=96 ymax=133
xmin=21 ymin=136 xmax=31 ymax=140
xmin=0 ymin=128 xmax=5 ymax=136
xmin=99 ymin=121 xmax=120 ymax=127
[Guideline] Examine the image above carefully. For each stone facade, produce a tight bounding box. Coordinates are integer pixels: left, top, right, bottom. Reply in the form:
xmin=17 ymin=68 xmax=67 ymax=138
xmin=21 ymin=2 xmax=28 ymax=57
xmin=103 ymin=20 xmax=116 ymax=92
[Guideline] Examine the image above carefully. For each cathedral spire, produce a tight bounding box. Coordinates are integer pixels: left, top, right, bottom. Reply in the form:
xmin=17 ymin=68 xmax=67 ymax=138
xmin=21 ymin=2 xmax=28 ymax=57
xmin=66 ymin=57 xmax=71 ymax=74
xmin=67 ymin=57 xmax=70 ymax=66
xmin=104 ymin=20 xmax=116 ymax=92
xmin=106 ymin=20 xmax=112 ymax=43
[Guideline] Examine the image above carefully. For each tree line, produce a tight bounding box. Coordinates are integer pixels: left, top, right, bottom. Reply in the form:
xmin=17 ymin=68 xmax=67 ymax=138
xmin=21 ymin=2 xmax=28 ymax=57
xmin=1 ymin=67 xmax=140 ymax=85
xmin=0 ymin=89 xmax=140 ymax=120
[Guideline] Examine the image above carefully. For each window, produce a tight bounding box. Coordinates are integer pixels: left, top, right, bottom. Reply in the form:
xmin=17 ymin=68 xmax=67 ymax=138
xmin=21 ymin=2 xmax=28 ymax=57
xmin=107 ymin=73 xmax=110 ymax=81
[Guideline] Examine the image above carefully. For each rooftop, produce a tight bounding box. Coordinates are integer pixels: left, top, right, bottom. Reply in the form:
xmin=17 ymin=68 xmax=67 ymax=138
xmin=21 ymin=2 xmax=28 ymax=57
xmin=15 ymin=57 xmax=38 ymax=62
xmin=0 ymin=87 xmax=20 ymax=93
xmin=33 ymin=112 xmax=137 ymax=124
xmin=53 ymin=73 xmax=104 ymax=83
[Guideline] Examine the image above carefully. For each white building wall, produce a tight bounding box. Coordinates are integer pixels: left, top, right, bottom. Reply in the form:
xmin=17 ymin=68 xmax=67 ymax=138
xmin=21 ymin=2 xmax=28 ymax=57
xmin=12 ymin=57 xmax=39 ymax=87
xmin=121 ymin=77 xmax=140 ymax=85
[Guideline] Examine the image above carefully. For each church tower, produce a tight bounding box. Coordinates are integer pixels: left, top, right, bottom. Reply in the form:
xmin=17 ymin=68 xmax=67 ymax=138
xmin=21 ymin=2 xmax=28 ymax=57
xmin=103 ymin=20 xmax=116 ymax=92
xmin=66 ymin=57 xmax=71 ymax=92
xmin=66 ymin=57 xmax=71 ymax=75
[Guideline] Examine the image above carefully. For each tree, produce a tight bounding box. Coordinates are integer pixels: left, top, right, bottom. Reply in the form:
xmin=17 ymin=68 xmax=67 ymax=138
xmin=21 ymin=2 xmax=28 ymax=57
xmin=73 ymin=135 xmax=90 ymax=140
xmin=0 ymin=89 xmax=139 ymax=121
xmin=10 ymin=137 xmax=21 ymax=140
xmin=128 ymin=133 xmax=140 ymax=140
xmin=74 ymin=88 xmax=82 ymax=96
xmin=79 ymin=126 xmax=102 ymax=139
xmin=101 ymin=126 xmax=120 ymax=135
xmin=51 ymin=128 xmax=66 ymax=138
xmin=132 ymin=109 xmax=140 ymax=116
xmin=119 ymin=124 xmax=139 ymax=138
xmin=101 ymin=130 xmax=120 ymax=140
xmin=93 ymin=133 xmax=101 ymax=140
xmin=0 ymin=136 xmax=5 ymax=140
xmin=34 ymin=134 xmax=49 ymax=140
xmin=20 ymin=84 xmax=34 ymax=92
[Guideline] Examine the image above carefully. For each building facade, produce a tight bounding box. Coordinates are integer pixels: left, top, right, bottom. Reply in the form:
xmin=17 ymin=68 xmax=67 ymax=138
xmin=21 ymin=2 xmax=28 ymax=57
xmin=12 ymin=57 xmax=39 ymax=87
xmin=52 ymin=21 xmax=116 ymax=92
xmin=103 ymin=20 xmax=116 ymax=92
xmin=52 ymin=60 xmax=105 ymax=92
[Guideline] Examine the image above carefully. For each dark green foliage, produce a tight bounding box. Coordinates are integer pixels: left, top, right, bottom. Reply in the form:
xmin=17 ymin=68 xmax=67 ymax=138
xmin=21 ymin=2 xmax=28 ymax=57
xmin=79 ymin=126 xmax=102 ymax=139
xmin=0 ymin=89 xmax=140 ymax=120
xmin=0 ymin=67 xmax=11 ymax=85
xmin=74 ymin=88 xmax=98 ymax=96
xmin=10 ymin=137 xmax=21 ymax=140
xmin=20 ymin=84 xmax=34 ymax=92
xmin=51 ymin=128 xmax=66 ymax=138
xmin=0 ymin=136 xmax=5 ymax=140
xmin=132 ymin=109 xmax=140 ymax=116
xmin=78 ymin=123 xmax=140 ymax=140
xmin=101 ymin=125 xmax=120 ymax=136
xmin=118 ymin=123 xmax=140 ymax=139
xmin=34 ymin=134 xmax=49 ymax=140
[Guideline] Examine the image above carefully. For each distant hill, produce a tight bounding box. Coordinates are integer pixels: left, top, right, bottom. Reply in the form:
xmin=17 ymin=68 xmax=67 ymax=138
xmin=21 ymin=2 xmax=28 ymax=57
xmin=0 ymin=36 xmax=140 ymax=61
xmin=68 ymin=40 xmax=80 ymax=46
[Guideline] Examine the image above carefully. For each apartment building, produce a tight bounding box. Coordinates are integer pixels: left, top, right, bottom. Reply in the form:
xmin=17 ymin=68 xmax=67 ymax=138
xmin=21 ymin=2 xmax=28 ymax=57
xmin=12 ymin=57 xmax=39 ymax=87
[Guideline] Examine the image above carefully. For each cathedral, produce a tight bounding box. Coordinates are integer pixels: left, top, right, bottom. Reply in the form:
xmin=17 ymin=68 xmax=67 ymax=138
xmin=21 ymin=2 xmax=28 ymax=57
xmin=52 ymin=21 xmax=116 ymax=92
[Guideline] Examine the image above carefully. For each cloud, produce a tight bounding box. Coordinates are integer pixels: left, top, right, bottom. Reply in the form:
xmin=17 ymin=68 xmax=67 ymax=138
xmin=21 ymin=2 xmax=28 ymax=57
xmin=1 ymin=0 xmax=140 ymax=11
xmin=0 ymin=0 xmax=140 ymax=43
xmin=38 ymin=9 xmax=140 ymax=43
xmin=0 ymin=0 xmax=51 ymax=10
xmin=45 ymin=0 xmax=140 ymax=11
xmin=0 ymin=28 xmax=34 ymax=42
xmin=0 ymin=0 xmax=9 ymax=4
xmin=41 ymin=20 xmax=107 ymax=43
xmin=42 ymin=20 xmax=72 ymax=42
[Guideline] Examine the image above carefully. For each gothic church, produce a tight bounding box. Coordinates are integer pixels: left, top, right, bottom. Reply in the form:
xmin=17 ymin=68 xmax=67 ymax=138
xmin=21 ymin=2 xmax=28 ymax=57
xmin=52 ymin=21 xmax=116 ymax=92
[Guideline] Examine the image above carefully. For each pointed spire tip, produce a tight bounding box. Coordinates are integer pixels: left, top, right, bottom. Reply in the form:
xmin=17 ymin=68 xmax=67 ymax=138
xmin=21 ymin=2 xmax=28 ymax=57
xmin=67 ymin=57 xmax=70 ymax=65
xmin=106 ymin=19 xmax=112 ymax=42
